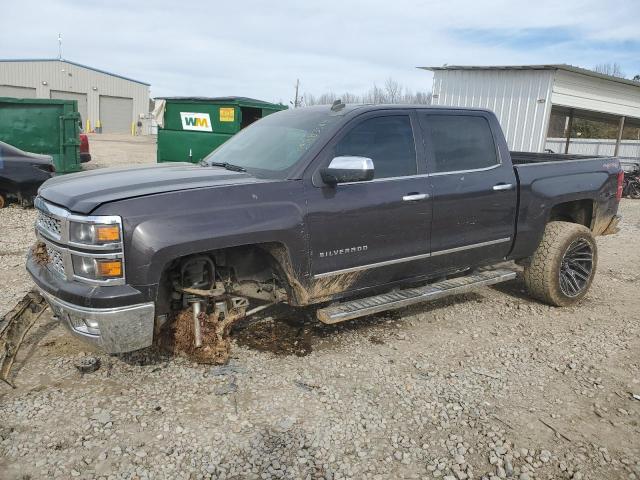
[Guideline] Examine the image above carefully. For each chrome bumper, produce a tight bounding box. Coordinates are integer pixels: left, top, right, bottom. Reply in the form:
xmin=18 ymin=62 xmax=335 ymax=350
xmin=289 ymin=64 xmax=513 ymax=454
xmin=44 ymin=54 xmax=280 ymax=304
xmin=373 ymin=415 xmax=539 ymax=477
xmin=39 ymin=289 xmax=155 ymax=354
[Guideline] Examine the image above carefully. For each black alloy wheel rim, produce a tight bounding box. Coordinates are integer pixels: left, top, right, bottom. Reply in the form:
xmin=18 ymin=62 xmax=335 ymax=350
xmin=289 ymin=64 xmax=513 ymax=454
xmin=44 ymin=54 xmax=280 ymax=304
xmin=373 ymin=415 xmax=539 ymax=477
xmin=559 ymin=239 xmax=594 ymax=297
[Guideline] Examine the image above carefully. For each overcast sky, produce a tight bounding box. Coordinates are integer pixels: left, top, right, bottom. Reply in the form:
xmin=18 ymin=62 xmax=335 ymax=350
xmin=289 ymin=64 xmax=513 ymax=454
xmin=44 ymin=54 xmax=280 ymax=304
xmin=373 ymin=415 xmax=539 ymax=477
xmin=1 ymin=0 xmax=639 ymax=104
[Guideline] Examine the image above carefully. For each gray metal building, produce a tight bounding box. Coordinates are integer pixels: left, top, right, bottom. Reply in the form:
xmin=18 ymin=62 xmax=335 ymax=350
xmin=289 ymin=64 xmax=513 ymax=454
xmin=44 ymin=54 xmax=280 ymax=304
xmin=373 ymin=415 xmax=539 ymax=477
xmin=0 ymin=59 xmax=150 ymax=134
xmin=421 ymin=64 xmax=640 ymax=158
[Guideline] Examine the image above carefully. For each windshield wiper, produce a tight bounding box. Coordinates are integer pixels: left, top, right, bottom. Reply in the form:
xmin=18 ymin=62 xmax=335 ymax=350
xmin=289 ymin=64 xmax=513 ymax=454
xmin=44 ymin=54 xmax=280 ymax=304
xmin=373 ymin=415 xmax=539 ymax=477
xmin=204 ymin=161 xmax=247 ymax=172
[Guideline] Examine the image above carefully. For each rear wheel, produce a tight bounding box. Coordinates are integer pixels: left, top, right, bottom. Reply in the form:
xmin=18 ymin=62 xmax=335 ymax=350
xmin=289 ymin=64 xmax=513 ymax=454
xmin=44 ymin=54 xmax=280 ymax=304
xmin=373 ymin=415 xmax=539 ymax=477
xmin=523 ymin=221 xmax=597 ymax=306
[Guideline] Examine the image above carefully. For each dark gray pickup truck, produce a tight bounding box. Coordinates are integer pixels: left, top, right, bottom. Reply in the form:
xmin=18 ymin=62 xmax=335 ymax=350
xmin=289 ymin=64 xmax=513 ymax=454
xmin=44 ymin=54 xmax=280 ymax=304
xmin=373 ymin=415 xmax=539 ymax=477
xmin=27 ymin=104 xmax=623 ymax=355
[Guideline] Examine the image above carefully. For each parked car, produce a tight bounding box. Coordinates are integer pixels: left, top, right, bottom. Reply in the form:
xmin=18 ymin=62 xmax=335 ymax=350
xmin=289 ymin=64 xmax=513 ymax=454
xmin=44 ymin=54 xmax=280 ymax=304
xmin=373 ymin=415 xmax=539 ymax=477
xmin=27 ymin=104 xmax=622 ymax=355
xmin=0 ymin=140 xmax=55 ymax=208
xmin=79 ymin=133 xmax=91 ymax=163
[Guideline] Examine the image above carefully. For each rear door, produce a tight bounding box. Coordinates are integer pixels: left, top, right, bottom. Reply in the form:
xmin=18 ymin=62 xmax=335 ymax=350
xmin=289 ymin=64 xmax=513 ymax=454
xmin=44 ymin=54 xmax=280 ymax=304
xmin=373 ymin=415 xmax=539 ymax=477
xmin=418 ymin=110 xmax=517 ymax=273
xmin=305 ymin=110 xmax=432 ymax=292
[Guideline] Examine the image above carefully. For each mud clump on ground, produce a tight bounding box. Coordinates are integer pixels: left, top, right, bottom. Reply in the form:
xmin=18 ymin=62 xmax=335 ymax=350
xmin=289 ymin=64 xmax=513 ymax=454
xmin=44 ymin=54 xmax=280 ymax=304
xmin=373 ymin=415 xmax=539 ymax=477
xmin=30 ymin=241 xmax=49 ymax=266
xmin=158 ymin=308 xmax=242 ymax=365
xmin=235 ymin=317 xmax=313 ymax=357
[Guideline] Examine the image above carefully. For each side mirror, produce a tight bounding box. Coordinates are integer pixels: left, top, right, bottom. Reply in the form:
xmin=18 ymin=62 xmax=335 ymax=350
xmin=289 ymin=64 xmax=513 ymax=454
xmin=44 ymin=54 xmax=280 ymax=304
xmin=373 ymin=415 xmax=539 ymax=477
xmin=320 ymin=156 xmax=375 ymax=185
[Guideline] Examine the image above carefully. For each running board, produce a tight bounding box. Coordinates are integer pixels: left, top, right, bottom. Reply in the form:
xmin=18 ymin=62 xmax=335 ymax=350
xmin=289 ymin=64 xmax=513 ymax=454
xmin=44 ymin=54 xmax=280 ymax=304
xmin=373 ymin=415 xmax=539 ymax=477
xmin=316 ymin=269 xmax=517 ymax=324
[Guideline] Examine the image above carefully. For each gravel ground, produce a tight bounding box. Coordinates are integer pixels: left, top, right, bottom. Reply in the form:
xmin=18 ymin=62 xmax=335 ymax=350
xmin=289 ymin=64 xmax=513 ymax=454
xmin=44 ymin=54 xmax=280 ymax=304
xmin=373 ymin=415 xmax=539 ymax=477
xmin=0 ymin=138 xmax=639 ymax=479
xmin=82 ymin=134 xmax=157 ymax=170
xmin=0 ymin=205 xmax=36 ymax=318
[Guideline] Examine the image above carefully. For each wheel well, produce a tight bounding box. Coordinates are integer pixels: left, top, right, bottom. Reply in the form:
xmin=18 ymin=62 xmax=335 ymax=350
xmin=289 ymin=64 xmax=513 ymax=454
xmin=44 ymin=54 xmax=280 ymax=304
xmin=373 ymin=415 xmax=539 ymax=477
xmin=548 ymin=200 xmax=593 ymax=229
xmin=155 ymin=242 xmax=295 ymax=316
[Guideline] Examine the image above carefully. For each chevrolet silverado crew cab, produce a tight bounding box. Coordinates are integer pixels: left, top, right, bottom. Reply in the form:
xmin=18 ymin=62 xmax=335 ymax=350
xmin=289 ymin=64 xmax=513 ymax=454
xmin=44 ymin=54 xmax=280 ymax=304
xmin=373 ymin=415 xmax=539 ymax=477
xmin=27 ymin=103 xmax=623 ymax=355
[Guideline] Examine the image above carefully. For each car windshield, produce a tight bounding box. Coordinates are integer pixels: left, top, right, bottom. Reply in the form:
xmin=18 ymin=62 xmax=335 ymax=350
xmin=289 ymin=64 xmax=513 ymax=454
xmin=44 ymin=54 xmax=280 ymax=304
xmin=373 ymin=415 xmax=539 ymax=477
xmin=201 ymin=107 xmax=342 ymax=178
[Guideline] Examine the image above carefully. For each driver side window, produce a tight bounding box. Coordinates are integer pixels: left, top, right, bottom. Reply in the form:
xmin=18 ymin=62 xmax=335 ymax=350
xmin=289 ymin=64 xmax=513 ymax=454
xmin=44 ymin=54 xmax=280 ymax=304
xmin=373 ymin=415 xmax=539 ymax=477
xmin=335 ymin=115 xmax=417 ymax=179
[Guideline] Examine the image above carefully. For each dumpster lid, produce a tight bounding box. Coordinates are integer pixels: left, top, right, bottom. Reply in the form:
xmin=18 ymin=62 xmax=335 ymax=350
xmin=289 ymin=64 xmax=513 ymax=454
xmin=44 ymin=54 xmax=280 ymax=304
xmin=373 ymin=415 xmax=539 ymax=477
xmin=156 ymin=96 xmax=285 ymax=108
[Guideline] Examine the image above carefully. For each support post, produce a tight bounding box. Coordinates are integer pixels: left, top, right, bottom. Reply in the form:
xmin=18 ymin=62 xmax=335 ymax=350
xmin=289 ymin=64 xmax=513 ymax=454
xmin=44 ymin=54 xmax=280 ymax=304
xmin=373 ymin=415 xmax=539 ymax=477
xmin=564 ymin=109 xmax=574 ymax=154
xmin=614 ymin=116 xmax=625 ymax=156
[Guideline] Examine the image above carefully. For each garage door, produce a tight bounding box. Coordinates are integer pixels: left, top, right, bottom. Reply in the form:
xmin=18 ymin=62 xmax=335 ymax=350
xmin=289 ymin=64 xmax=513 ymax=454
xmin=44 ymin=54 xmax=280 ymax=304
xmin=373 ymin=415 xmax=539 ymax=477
xmin=0 ymin=85 xmax=37 ymax=98
xmin=50 ymin=90 xmax=88 ymax=125
xmin=99 ymin=95 xmax=133 ymax=134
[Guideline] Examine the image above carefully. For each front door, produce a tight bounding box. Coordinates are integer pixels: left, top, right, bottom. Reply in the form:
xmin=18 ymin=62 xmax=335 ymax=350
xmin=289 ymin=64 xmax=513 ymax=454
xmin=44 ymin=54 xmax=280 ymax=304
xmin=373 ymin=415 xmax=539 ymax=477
xmin=305 ymin=111 xmax=432 ymax=296
xmin=417 ymin=110 xmax=517 ymax=273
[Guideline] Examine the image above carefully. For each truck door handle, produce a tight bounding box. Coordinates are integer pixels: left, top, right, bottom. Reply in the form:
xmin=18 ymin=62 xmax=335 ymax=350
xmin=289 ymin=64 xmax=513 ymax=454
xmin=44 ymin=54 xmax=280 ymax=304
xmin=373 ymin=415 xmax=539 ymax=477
xmin=402 ymin=193 xmax=429 ymax=201
xmin=492 ymin=183 xmax=514 ymax=191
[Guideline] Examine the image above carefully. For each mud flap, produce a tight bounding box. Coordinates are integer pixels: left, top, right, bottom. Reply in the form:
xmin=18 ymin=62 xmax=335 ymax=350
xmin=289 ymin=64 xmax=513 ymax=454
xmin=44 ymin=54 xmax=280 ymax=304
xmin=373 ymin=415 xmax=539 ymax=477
xmin=0 ymin=289 xmax=49 ymax=387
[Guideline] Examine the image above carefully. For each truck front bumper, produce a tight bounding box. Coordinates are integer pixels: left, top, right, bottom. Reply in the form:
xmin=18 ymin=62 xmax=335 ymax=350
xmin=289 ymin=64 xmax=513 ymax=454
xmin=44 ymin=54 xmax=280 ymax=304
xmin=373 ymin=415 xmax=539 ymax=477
xmin=27 ymin=253 xmax=156 ymax=354
xmin=39 ymin=288 xmax=155 ymax=354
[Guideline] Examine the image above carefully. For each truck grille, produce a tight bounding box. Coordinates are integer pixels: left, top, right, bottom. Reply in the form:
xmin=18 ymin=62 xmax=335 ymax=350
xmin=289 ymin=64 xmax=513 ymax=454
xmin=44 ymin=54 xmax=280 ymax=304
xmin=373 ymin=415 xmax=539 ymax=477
xmin=37 ymin=210 xmax=63 ymax=239
xmin=45 ymin=243 xmax=66 ymax=278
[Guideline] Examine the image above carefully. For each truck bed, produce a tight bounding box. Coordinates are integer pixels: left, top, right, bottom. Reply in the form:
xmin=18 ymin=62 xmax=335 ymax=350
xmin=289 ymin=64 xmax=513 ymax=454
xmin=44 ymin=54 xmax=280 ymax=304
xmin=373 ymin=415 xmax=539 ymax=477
xmin=507 ymin=150 xmax=621 ymax=260
xmin=510 ymin=151 xmax=603 ymax=165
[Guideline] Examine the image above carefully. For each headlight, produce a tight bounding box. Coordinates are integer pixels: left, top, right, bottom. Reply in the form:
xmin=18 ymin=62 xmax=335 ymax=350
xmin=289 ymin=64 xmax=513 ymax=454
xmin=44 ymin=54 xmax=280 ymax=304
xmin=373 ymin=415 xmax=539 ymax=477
xmin=72 ymin=255 xmax=123 ymax=280
xmin=69 ymin=221 xmax=121 ymax=245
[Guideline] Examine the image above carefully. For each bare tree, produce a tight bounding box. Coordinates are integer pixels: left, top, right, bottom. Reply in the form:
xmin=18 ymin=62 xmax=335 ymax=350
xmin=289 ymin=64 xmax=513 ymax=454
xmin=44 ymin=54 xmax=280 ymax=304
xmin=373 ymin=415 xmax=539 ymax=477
xmin=341 ymin=92 xmax=360 ymax=103
xmin=304 ymin=77 xmax=431 ymax=106
xmin=384 ymin=77 xmax=402 ymax=103
xmin=362 ymin=83 xmax=388 ymax=104
xmin=414 ymin=91 xmax=432 ymax=104
xmin=594 ymin=63 xmax=626 ymax=78
xmin=303 ymin=93 xmax=317 ymax=106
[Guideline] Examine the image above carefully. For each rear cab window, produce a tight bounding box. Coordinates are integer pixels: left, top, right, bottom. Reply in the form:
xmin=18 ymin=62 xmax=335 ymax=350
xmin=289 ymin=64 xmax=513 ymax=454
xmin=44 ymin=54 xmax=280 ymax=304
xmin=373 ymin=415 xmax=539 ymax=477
xmin=419 ymin=113 xmax=499 ymax=173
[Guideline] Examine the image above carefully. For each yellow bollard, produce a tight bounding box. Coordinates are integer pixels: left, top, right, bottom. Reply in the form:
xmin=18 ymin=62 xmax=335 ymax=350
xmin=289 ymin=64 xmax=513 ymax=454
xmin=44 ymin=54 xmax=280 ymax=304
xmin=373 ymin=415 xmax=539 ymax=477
xmin=86 ymin=119 xmax=91 ymax=132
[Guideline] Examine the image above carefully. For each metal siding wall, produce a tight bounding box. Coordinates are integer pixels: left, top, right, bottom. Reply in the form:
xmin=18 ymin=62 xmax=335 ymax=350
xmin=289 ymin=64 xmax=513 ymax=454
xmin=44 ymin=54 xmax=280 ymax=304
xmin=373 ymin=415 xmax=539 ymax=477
xmin=552 ymin=70 xmax=640 ymax=119
xmin=50 ymin=90 xmax=88 ymax=122
xmin=0 ymin=61 xmax=150 ymax=134
xmin=431 ymin=70 xmax=554 ymax=152
xmin=545 ymin=138 xmax=640 ymax=158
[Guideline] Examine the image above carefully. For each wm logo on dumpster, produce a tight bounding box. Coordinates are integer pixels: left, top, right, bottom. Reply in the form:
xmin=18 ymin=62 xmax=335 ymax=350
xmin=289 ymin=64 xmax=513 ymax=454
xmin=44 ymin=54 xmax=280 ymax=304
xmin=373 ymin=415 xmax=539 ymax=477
xmin=180 ymin=112 xmax=213 ymax=132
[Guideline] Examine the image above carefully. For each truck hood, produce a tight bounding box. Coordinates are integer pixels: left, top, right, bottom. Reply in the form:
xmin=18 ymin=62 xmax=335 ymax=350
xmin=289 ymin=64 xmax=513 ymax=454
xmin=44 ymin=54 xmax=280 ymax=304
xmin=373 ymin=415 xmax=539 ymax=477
xmin=39 ymin=163 xmax=269 ymax=214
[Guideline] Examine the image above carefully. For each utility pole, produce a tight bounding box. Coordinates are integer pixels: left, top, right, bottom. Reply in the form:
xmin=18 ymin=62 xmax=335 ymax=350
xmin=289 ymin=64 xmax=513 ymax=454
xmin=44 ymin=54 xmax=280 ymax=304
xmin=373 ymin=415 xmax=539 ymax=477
xmin=293 ymin=79 xmax=300 ymax=108
xmin=57 ymin=33 xmax=63 ymax=60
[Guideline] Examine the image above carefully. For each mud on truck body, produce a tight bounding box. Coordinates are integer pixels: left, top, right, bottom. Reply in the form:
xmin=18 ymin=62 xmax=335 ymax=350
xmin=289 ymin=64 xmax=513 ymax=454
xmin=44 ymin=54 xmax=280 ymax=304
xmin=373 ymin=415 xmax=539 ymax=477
xmin=26 ymin=104 xmax=623 ymax=362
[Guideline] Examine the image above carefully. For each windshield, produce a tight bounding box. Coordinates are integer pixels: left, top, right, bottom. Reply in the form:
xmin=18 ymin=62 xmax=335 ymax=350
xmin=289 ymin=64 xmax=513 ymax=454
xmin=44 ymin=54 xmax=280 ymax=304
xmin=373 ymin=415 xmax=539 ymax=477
xmin=202 ymin=107 xmax=341 ymax=178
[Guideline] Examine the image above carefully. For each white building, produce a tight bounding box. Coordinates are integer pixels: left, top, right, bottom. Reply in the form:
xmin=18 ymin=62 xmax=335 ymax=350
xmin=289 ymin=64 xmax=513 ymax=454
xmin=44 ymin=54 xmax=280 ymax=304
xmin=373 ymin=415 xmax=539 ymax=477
xmin=0 ymin=58 xmax=150 ymax=134
xmin=421 ymin=64 xmax=640 ymax=158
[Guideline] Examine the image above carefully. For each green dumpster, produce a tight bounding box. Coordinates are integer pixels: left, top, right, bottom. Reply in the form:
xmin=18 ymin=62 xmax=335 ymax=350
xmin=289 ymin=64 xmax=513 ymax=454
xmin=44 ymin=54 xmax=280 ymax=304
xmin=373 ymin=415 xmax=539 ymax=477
xmin=0 ymin=97 xmax=81 ymax=173
xmin=157 ymin=97 xmax=287 ymax=164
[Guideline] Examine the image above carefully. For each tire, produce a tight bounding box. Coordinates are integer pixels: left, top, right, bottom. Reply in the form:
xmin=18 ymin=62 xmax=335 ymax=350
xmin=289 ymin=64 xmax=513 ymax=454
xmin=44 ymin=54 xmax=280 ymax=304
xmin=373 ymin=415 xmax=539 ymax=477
xmin=523 ymin=221 xmax=598 ymax=307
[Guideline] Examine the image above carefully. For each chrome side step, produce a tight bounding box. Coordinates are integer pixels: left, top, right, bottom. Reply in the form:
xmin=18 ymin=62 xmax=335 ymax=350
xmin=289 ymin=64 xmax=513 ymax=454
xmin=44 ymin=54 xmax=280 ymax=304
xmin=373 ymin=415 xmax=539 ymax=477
xmin=316 ymin=269 xmax=517 ymax=324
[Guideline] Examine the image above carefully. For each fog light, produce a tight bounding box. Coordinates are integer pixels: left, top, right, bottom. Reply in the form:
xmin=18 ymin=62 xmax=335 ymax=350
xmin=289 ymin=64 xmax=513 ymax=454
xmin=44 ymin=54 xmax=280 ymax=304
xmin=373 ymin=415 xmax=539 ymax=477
xmin=83 ymin=318 xmax=100 ymax=335
xmin=84 ymin=318 xmax=99 ymax=329
xmin=68 ymin=313 xmax=85 ymax=331
xmin=67 ymin=312 xmax=100 ymax=336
